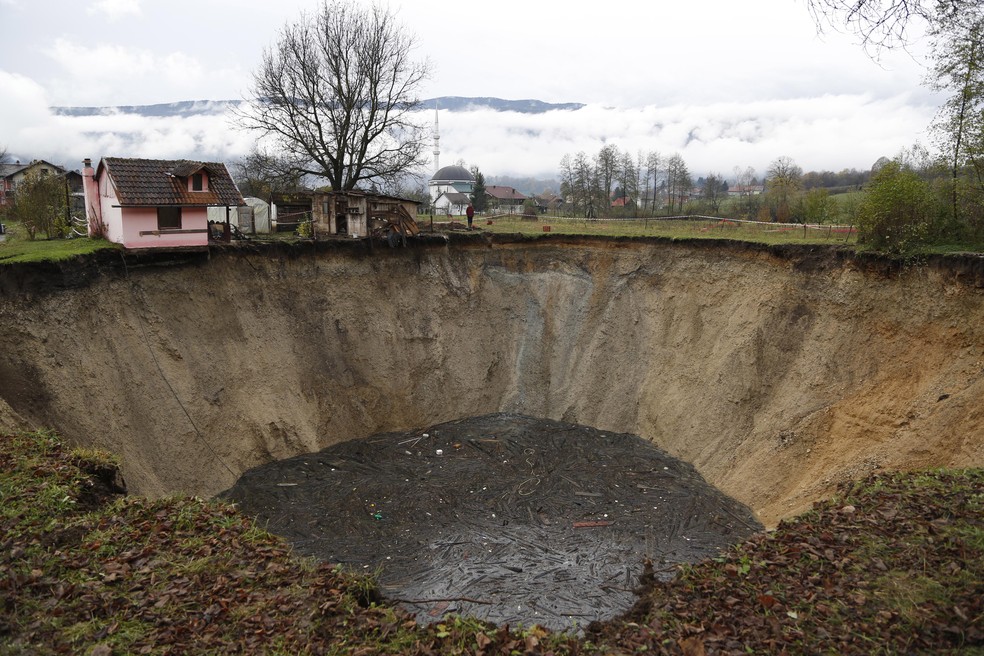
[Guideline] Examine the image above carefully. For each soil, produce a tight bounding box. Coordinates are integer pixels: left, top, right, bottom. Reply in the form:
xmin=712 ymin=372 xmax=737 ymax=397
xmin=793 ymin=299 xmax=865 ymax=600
xmin=0 ymin=237 xmax=982 ymax=530
xmin=218 ymin=413 xmax=761 ymax=631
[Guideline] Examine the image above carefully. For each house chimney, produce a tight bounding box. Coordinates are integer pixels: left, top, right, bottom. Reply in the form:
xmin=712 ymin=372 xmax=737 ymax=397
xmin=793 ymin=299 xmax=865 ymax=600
xmin=81 ymin=158 xmax=102 ymax=238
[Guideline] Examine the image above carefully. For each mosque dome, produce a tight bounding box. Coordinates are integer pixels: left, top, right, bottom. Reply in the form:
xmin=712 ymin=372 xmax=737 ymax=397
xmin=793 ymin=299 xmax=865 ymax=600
xmin=430 ymin=165 xmax=474 ymax=182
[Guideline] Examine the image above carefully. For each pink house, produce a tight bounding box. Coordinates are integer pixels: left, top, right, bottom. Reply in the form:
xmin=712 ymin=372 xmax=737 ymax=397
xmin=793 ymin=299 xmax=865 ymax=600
xmin=82 ymin=157 xmax=244 ymax=248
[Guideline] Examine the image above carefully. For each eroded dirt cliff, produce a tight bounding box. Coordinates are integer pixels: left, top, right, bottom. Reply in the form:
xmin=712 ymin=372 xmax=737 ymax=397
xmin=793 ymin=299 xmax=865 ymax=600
xmin=1 ymin=236 xmax=981 ymax=525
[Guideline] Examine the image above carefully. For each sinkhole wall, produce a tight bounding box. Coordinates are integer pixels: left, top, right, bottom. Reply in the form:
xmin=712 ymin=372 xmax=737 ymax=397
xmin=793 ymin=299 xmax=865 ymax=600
xmin=1 ymin=236 xmax=982 ymax=525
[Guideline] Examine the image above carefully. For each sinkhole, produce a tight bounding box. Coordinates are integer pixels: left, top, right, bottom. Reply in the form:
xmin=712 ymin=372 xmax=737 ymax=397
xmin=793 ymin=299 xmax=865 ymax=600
xmin=220 ymin=413 xmax=762 ymax=631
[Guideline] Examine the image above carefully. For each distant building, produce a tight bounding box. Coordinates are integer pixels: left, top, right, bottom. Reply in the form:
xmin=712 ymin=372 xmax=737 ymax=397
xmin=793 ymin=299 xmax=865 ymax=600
xmin=429 ymin=165 xmax=474 ymax=210
xmin=727 ymin=185 xmax=764 ymax=196
xmin=0 ymin=159 xmax=81 ymax=210
xmin=485 ymin=185 xmax=527 ymax=214
xmin=433 ymin=191 xmax=472 ymax=216
xmin=533 ymin=192 xmax=564 ymax=213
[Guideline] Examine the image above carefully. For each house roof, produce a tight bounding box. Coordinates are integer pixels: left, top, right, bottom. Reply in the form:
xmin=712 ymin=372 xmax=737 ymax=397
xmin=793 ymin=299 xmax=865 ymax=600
xmin=485 ymin=185 xmax=526 ymax=201
xmin=99 ymin=157 xmax=244 ymax=207
xmin=440 ymin=192 xmax=471 ymax=204
xmin=0 ymin=163 xmax=28 ymax=179
xmin=1 ymin=160 xmax=67 ymax=180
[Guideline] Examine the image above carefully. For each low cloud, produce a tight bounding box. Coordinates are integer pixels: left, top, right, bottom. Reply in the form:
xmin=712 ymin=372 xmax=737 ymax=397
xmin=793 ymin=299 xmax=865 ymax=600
xmin=437 ymin=95 xmax=939 ymax=178
xmin=1 ymin=87 xmax=940 ymax=182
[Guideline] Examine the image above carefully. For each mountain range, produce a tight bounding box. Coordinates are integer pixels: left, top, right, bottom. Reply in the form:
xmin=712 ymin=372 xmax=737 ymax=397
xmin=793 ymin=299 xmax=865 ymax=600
xmin=50 ymin=97 xmax=585 ymax=117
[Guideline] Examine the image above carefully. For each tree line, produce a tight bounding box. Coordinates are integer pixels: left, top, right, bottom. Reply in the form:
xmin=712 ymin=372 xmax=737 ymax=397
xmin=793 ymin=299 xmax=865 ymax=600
xmin=555 ymin=145 xmax=874 ymax=224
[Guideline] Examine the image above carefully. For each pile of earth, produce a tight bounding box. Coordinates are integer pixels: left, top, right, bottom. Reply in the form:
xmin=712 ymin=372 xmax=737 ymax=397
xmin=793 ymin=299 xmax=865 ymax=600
xmin=220 ymin=413 xmax=762 ymax=631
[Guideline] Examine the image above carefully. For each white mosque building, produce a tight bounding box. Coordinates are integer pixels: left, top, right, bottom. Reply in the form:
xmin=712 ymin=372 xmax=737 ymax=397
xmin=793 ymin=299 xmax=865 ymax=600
xmin=427 ymin=107 xmax=474 ymax=215
xmin=430 ymin=165 xmax=474 ymax=215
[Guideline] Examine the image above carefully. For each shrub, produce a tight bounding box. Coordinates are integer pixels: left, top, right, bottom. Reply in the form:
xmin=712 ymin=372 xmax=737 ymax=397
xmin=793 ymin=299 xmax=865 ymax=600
xmin=856 ymin=161 xmax=941 ymax=253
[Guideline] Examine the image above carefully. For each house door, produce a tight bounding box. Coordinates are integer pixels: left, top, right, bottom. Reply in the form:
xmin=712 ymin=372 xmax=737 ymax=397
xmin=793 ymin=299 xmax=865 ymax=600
xmin=335 ymin=198 xmax=348 ymax=235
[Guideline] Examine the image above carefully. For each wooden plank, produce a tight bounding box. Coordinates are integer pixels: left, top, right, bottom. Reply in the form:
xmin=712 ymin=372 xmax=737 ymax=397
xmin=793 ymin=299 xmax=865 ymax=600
xmin=138 ymin=229 xmax=209 ymax=236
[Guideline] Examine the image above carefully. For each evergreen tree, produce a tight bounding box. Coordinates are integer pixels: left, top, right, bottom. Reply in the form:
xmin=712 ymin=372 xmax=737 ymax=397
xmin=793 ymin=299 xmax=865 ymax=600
xmin=470 ymin=166 xmax=488 ymax=212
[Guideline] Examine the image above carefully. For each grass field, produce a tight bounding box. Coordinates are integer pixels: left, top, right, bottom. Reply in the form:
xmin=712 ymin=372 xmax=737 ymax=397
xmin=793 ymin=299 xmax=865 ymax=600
xmin=0 ymin=228 xmax=120 ymax=264
xmin=470 ymin=215 xmax=861 ymax=246
xmin=7 ymin=212 xmax=984 ymax=261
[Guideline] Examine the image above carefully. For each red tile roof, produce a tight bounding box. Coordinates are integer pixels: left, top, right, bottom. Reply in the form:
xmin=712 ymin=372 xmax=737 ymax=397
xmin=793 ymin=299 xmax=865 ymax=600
xmin=99 ymin=157 xmax=244 ymax=207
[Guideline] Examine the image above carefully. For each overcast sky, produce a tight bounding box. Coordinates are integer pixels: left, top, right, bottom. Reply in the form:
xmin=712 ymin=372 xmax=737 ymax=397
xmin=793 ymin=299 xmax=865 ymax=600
xmin=0 ymin=0 xmax=942 ymax=180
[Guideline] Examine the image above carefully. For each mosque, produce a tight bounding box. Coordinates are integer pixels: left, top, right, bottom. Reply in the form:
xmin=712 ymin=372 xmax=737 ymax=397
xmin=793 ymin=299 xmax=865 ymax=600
xmin=427 ymin=108 xmax=474 ymax=215
xmin=426 ymin=107 xmax=528 ymax=215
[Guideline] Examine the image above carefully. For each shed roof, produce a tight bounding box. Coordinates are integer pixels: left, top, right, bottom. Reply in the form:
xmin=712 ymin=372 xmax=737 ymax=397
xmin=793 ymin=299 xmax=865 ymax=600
xmin=99 ymin=157 xmax=244 ymax=207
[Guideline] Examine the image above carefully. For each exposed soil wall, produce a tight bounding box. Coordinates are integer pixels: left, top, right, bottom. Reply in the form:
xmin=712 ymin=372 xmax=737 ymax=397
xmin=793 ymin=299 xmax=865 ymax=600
xmin=1 ymin=236 xmax=982 ymax=525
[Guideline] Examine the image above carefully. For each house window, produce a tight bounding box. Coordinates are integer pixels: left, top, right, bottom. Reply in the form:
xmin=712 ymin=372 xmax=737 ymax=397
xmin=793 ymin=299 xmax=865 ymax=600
xmin=157 ymin=207 xmax=182 ymax=230
xmin=192 ymin=174 xmax=203 ymax=191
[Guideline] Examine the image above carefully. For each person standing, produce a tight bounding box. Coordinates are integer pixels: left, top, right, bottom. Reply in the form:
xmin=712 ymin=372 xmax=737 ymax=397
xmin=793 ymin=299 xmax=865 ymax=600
xmin=466 ymin=203 xmax=475 ymax=230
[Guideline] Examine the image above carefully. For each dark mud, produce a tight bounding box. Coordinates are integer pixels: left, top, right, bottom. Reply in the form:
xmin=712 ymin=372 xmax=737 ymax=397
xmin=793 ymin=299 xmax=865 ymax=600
xmin=219 ymin=414 xmax=762 ymax=631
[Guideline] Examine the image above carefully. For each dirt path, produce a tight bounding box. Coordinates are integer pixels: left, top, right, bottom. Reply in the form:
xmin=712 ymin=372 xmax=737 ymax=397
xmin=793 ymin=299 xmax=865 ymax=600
xmin=219 ymin=414 xmax=761 ymax=630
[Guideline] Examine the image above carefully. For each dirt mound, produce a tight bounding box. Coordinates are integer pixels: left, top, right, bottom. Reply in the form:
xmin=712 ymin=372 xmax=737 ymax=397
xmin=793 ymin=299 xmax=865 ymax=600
xmin=219 ymin=414 xmax=761 ymax=631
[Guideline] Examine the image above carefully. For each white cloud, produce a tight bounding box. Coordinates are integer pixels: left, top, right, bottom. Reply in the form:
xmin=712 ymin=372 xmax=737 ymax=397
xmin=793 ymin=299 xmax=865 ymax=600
xmin=87 ymin=0 xmax=141 ymax=20
xmin=433 ymin=95 xmax=939 ymax=179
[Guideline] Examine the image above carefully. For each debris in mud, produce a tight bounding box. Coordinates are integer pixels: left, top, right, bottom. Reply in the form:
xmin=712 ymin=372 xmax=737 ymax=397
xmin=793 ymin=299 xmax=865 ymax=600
xmin=219 ymin=413 xmax=762 ymax=631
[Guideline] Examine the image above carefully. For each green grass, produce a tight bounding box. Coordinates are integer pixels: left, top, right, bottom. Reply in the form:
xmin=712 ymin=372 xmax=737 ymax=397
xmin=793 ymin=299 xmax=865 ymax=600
xmin=471 ymin=215 xmax=861 ymax=246
xmin=0 ymin=227 xmax=119 ymax=263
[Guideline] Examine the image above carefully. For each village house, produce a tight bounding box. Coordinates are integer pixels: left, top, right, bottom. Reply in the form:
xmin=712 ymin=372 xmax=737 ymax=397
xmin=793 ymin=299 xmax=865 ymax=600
xmin=485 ymin=185 xmax=527 ymax=214
xmin=727 ymin=184 xmax=764 ymax=196
xmin=533 ymin=192 xmax=565 ymax=214
xmin=1 ymin=159 xmax=83 ymax=213
xmin=433 ymin=191 xmax=471 ymax=216
xmin=82 ymin=157 xmax=244 ymax=248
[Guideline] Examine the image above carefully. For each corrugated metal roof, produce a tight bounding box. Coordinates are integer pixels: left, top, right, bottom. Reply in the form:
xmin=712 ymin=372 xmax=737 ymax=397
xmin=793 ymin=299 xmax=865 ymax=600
xmin=100 ymin=157 xmax=244 ymax=207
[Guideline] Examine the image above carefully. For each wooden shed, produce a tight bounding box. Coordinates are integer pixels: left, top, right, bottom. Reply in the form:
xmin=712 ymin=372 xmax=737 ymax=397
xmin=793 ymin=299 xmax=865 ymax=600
xmin=313 ymin=190 xmax=419 ymax=239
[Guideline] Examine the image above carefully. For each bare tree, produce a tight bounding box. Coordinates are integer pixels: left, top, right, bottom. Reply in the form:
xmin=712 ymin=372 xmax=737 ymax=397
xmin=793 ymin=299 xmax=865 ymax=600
xmin=665 ymin=154 xmax=692 ymax=215
xmin=573 ymin=152 xmax=597 ymax=218
xmin=808 ymin=0 xmax=980 ymax=53
xmin=237 ymin=0 xmax=431 ymax=191
xmin=701 ymin=173 xmax=728 ymax=214
xmin=233 ymin=146 xmax=305 ymax=198
xmin=617 ymin=151 xmax=637 ymax=214
xmin=929 ymin=14 xmax=984 ymax=223
xmin=731 ymin=165 xmax=760 ymax=219
xmin=645 ymin=151 xmax=663 ymax=215
xmin=594 ymin=144 xmax=621 ymax=215
xmin=766 ymin=156 xmax=803 ymax=222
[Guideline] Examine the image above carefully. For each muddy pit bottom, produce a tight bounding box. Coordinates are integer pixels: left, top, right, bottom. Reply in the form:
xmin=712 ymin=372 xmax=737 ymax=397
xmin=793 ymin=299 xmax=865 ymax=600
xmin=219 ymin=414 xmax=762 ymax=631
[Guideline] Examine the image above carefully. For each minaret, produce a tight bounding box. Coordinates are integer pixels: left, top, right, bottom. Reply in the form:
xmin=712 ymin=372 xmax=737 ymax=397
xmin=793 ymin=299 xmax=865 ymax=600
xmin=432 ymin=101 xmax=440 ymax=173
